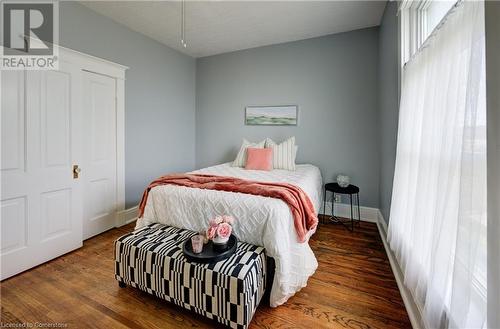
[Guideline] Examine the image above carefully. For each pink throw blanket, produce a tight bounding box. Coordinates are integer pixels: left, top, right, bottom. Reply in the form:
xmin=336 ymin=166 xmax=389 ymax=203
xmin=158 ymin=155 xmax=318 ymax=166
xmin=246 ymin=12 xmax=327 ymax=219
xmin=138 ymin=174 xmax=318 ymax=243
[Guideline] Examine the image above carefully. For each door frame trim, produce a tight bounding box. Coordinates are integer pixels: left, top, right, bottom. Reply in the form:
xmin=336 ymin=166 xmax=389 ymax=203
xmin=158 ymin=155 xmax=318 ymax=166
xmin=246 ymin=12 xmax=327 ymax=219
xmin=59 ymin=46 xmax=128 ymax=229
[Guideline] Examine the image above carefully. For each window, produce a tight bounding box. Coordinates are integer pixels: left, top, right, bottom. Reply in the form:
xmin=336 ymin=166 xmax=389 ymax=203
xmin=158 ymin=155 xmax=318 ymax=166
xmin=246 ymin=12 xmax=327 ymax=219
xmin=399 ymin=0 xmax=457 ymax=66
xmin=393 ymin=2 xmax=487 ymax=327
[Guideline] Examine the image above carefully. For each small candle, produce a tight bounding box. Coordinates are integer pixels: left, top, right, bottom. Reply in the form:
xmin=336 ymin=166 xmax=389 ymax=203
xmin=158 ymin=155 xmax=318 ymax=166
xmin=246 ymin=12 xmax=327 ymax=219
xmin=191 ymin=235 xmax=204 ymax=254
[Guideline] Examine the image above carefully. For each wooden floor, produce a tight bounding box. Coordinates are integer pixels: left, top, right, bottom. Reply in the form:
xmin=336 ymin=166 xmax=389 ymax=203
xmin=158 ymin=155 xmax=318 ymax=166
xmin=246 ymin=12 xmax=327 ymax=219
xmin=1 ymin=219 xmax=411 ymax=329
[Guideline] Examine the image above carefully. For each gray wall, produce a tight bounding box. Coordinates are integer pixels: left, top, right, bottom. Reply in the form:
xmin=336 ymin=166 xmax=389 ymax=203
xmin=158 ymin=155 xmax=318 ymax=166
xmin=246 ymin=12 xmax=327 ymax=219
xmin=60 ymin=2 xmax=196 ymax=208
xmin=377 ymin=2 xmax=399 ymax=222
xmin=196 ymin=28 xmax=380 ymax=208
xmin=59 ymin=3 xmax=396 ymax=212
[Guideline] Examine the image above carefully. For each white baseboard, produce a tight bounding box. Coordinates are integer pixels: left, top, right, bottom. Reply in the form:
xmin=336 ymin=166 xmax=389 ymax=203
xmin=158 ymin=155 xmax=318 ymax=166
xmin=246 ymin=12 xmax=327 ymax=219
xmin=377 ymin=210 xmax=389 ymax=234
xmin=376 ymin=211 xmax=424 ymax=329
xmin=321 ymin=201 xmax=379 ymax=223
xmin=116 ymin=206 xmax=138 ymax=227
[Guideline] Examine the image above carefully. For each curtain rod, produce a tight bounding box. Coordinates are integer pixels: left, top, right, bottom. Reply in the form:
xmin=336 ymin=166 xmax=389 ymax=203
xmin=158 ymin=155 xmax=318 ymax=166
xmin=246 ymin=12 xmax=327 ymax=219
xmin=404 ymin=0 xmax=464 ymax=66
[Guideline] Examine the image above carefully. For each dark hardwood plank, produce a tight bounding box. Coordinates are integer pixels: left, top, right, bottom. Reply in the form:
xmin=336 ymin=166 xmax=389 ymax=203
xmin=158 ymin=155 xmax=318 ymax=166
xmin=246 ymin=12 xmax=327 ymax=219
xmin=0 ymin=219 xmax=411 ymax=329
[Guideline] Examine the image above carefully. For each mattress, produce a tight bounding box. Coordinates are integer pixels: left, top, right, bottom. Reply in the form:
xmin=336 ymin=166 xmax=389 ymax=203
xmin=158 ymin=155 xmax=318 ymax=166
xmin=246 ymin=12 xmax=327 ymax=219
xmin=136 ymin=162 xmax=323 ymax=307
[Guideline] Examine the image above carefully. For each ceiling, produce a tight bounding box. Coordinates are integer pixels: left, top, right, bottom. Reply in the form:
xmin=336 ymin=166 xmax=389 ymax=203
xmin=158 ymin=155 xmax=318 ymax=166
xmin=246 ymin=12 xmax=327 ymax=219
xmin=80 ymin=1 xmax=387 ymax=58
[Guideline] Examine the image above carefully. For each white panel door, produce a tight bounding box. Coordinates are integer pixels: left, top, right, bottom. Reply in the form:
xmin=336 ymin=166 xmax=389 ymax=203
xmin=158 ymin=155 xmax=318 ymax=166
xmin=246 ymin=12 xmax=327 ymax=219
xmin=1 ymin=62 xmax=83 ymax=280
xmin=82 ymin=71 xmax=117 ymax=239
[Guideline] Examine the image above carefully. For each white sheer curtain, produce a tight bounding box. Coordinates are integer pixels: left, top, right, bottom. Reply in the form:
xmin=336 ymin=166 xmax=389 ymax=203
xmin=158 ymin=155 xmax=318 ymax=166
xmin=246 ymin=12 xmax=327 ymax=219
xmin=388 ymin=2 xmax=487 ymax=329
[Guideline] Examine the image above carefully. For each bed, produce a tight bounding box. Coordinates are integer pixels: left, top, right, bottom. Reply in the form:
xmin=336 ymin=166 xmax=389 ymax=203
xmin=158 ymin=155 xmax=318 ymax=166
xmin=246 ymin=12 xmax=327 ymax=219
xmin=136 ymin=162 xmax=323 ymax=307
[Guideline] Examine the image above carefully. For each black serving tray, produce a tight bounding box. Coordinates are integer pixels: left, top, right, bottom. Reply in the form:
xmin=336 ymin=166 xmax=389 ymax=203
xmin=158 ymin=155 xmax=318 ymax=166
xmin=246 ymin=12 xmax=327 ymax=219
xmin=183 ymin=235 xmax=237 ymax=263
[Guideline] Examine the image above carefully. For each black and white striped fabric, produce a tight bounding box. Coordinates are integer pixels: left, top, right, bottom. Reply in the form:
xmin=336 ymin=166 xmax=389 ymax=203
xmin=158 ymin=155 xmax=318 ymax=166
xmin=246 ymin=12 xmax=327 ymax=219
xmin=114 ymin=224 xmax=268 ymax=329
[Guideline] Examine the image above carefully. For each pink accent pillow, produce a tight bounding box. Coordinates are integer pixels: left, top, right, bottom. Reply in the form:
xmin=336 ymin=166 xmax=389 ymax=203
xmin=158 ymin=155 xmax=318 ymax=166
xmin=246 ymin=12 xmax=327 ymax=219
xmin=245 ymin=148 xmax=273 ymax=171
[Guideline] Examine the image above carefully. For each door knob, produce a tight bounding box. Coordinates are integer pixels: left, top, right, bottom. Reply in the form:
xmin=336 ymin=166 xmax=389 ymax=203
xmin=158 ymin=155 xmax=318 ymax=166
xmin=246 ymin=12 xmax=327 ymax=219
xmin=73 ymin=164 xmax=81 ymax=179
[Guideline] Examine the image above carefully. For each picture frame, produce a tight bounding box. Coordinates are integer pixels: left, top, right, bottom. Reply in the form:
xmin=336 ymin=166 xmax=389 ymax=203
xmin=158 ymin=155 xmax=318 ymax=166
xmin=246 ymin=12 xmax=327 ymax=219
xmin=245 ymin=105 xmax=298 ymax=126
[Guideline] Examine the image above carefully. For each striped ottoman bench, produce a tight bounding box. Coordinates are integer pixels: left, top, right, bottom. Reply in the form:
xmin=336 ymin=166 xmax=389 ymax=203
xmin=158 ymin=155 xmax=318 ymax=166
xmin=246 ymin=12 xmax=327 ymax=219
xmin=114 ymin=224 xmax=269 ymax=329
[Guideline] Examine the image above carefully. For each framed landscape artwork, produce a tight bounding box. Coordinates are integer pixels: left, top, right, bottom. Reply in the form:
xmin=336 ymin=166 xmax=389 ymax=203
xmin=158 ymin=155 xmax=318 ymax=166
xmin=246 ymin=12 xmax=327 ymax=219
xmin=245 ymin=105 xmax=298 ymax=126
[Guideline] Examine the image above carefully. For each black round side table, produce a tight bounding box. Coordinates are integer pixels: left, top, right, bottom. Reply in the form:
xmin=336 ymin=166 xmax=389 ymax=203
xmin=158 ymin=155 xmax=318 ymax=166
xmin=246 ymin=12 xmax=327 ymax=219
xmin=323 ymin=183 xmax=360 ymax=231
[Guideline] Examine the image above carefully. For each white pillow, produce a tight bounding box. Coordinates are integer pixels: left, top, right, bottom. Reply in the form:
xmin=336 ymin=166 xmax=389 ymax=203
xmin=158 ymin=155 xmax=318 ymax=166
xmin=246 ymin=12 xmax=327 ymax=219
xmin=232 ymin=139 xmax=266 ymax=167
xmin=265 ymin=137 xmax=297 ymax=170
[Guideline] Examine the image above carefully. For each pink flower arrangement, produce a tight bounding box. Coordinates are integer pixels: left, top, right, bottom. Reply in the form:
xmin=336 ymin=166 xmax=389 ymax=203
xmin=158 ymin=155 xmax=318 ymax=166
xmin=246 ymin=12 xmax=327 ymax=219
xmin=217 ymin=223 xmax=232 ymax=239
xmin=206 ymin=215 xmax=234 ymax=241
xmin=206 ymin=225 xmax=218 ymax=240
xmin=221 ymin=215 xmax=234 ymax=225
xmin=209 ymin=216 xmax=223 ymax=226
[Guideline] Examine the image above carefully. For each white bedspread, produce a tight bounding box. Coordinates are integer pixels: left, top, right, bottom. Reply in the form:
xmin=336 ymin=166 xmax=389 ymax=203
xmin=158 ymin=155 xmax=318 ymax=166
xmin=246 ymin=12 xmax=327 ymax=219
xmin=136 ymin=163 xmax=323 ymax=307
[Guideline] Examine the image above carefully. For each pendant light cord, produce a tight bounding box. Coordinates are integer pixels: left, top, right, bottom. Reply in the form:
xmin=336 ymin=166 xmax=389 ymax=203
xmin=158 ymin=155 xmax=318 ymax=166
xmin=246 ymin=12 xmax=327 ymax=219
xmin=181 ymin=0 xmax=187 ymax=48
